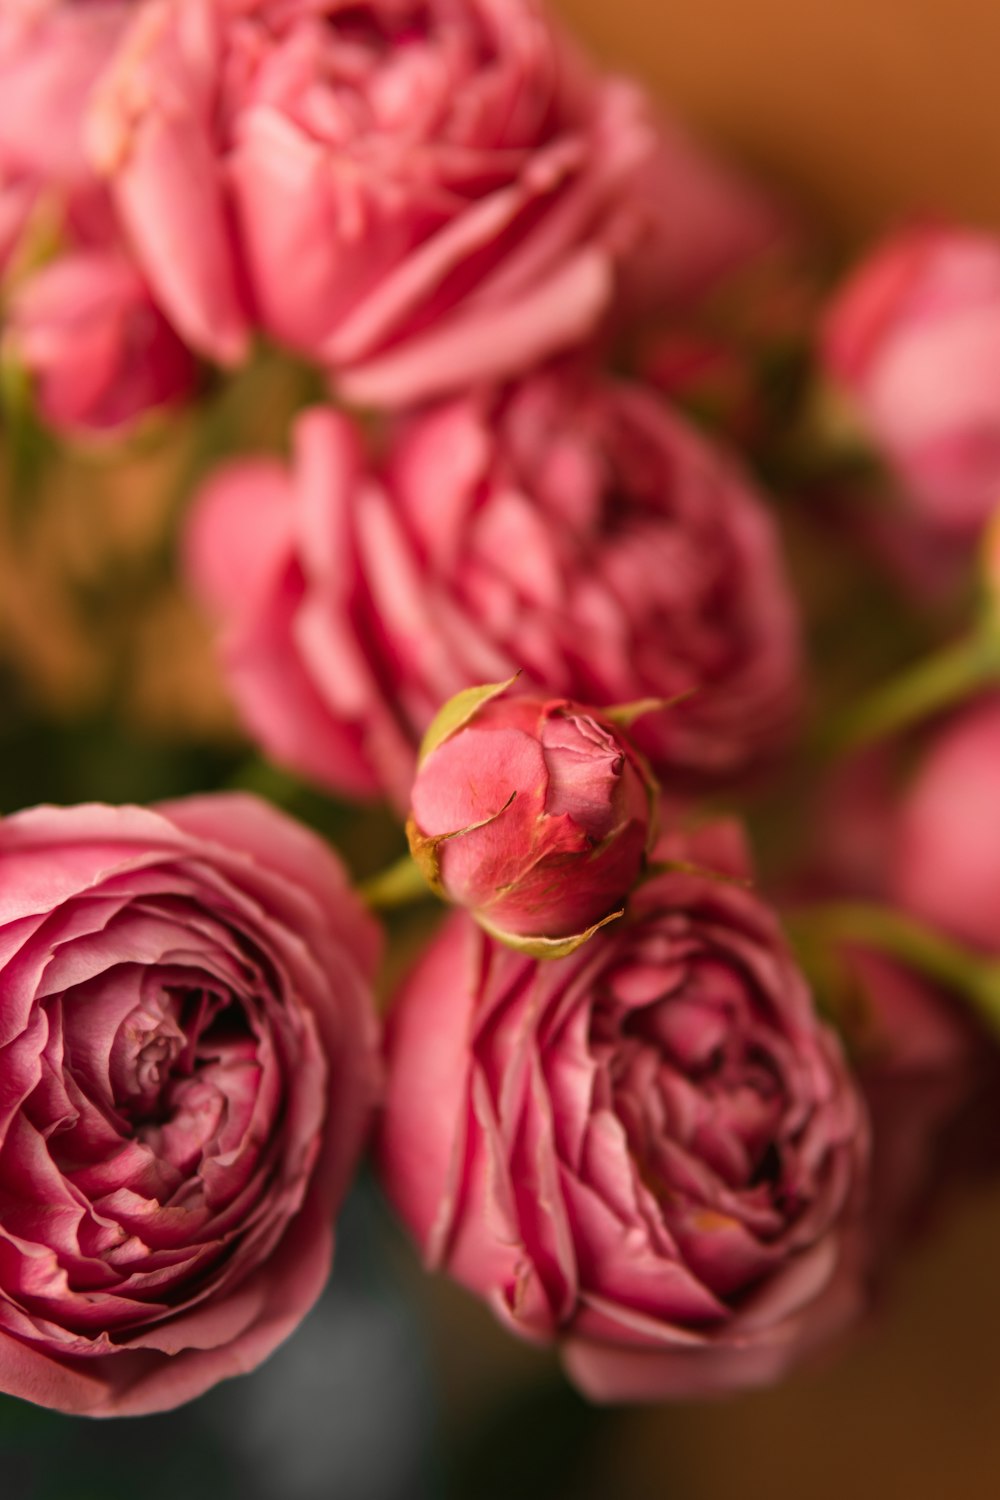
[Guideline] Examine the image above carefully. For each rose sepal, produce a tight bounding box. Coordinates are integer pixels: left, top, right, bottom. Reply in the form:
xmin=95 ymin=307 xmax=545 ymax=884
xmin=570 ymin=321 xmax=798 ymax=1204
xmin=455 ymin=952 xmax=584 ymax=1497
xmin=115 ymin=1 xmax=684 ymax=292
xmin=417 ymin=674 xmax=521 ymax=766
xmin=474 ymin=905 xmax=626 ymax=959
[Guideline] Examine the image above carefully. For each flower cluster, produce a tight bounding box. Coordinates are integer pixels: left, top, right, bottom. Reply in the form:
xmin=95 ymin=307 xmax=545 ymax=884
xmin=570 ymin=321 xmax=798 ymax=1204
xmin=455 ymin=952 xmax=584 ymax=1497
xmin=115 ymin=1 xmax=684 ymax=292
xmin=184 ymin=374 xmax=801 ymax=805
xmin=1 ymin=0 xmax=999 ymax=1431
xmin=0 ymin=796 xmax=379 ymax=1414
xmin=1 ymin=0 xmax=778 ymax=429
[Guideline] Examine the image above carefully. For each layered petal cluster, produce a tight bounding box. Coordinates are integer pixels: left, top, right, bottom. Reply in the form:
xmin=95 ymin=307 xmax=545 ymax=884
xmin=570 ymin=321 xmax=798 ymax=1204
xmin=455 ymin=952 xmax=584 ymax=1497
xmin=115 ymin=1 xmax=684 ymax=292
xmin=0 ymin=795 xmax=380 ymax=1415
xmin=822 ymin=226 xmax=1000 ymax=539
xmin=379 ymin=827 xmax=868 ymax=1400
xmin=408 ymin=686 xmax=656 ymax=948
xmin=186 ymin=370 xmax=801 ymax=806
xmin=87 ymin=0 xmax=779 ymax=404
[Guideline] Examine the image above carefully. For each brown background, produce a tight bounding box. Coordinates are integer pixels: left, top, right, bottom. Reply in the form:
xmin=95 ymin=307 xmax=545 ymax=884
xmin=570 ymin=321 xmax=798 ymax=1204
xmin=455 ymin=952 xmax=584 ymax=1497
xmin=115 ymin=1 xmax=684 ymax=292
xmin=426 ymin=1193 xmax=1000 ymax=1499
xmin=557 ymin=0 xmax=1000 ymax=237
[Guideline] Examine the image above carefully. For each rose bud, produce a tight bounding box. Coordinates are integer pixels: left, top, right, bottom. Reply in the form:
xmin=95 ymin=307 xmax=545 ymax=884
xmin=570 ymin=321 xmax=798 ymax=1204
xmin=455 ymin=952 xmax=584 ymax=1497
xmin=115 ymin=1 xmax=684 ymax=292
xmin=379 ymin=824 xmax=869 ymax=1402
xmin=185 ymin=370 xmax=801 ymax=808
xmin=87 ymin=0 xmax=780 ymax=405
xmin=407 ymin=683 xmax=656 ymax=954
xmin=891 ymin=693 xmax=1000 ymax=952
xmin=9 ymin=250 xmax=195 ymax=434
xmin=0 ymin=794 xmax=380 ymax=1416
xmin=821 ymin=226 xmax=1000 ymax=540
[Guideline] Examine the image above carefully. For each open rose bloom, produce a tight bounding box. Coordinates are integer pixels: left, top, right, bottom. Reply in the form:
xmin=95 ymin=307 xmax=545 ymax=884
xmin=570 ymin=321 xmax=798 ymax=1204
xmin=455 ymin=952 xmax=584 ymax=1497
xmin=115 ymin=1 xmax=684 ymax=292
xmin=0 ymin=796 xmax=379 ymax=1415
xmin=186 ymin=369 xmax=801 ymax=806
xmin=86 ymin=0 xmax=780 ymax=403
xmin=380 ymin=828 xmax=870 ymax=1400
xmin=408 ymin=683 xmax=657 ymax=951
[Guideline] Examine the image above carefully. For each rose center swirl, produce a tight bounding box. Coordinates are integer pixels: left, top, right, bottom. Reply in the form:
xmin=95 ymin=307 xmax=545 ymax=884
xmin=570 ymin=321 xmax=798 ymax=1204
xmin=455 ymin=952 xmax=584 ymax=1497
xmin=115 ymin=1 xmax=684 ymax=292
xmin=0 ymin=899 xmax=293 ymax=1337
xmin=591 ymin=947 xmax=804 ymax=1242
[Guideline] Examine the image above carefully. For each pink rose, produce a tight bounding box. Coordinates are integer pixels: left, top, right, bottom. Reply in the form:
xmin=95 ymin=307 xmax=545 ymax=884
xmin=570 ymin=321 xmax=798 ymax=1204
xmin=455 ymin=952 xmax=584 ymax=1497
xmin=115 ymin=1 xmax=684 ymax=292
xmin=891 ymin=694 xmax=1000 ymax=952
xmin=408 ymin=685 xmax=655 ymax=949
xmin=0 ymin=1 xmax=195 ymax=434
xmin=0 ymin=1 xmax=128 ymax=272
xmin=0 ymin=1 xmax=128 ymax=189
xmin=0 ymin=794 xmax=380 ymax=1416
xmin=9 ymin=249 xmax=196 ymax=434
xmin=821 ymin=226 xmax=1000 ymax=538
xmin=87 ymin=0 xmax=777 ymax=403
xmin=379 ymin=825 xmax=868 ymax=1401
xmin=186 ymin=370 xmax=801 ymax=807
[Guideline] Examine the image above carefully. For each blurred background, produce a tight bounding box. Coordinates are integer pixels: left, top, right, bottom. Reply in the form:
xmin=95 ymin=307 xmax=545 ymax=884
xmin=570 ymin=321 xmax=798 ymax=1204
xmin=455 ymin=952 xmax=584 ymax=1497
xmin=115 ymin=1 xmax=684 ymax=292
xmin=562 ymin=0 xmax=1000 ymax=238
xmin=3 ymin=1 xmax=1000 ymax=1496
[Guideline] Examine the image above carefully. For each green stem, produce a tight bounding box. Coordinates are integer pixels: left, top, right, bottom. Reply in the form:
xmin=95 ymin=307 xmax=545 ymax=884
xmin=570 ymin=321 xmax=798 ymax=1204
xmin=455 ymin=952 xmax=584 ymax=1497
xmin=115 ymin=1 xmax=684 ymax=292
xmin=359 ymin=853 xmax=433 ymax=911
xmin=787 ymin=902 xmax=1000 ymax=1035
xmin=1 ymin=349 xmax=52 ymax=532
xmin=225 ymin=763 xmax=435 ymax=912
xmin=822 ymin=627 xmax=1000 ymax=757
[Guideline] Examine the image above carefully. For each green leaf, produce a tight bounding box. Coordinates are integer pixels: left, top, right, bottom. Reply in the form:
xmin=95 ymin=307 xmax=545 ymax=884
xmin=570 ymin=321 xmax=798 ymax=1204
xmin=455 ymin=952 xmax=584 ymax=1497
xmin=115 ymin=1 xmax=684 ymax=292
xmin=820 ymin=626 xmax=1000 ymax=759
xmin=602 ymin=690 xmax=695 ymax=729
xmin=358 ymin=851 xmax=435 ymax=911
xmin=417 ymin=674 xmax=520 ymax=765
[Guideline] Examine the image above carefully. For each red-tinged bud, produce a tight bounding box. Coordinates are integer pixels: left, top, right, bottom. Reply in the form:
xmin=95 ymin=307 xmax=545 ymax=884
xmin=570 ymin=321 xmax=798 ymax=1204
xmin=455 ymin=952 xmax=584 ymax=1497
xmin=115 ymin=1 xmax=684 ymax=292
xmin=407 ymin=681 xmax=657 ymax=956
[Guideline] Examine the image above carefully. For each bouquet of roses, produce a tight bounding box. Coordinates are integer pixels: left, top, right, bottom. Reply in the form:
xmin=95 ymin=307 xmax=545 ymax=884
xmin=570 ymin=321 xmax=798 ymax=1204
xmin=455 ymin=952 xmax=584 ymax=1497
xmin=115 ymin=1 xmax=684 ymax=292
xmin=1 ymin=0 xmax=999 ymax=1421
